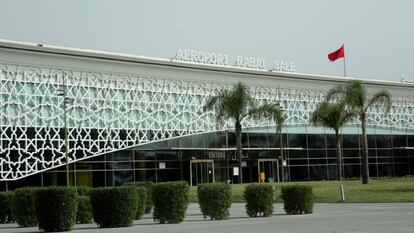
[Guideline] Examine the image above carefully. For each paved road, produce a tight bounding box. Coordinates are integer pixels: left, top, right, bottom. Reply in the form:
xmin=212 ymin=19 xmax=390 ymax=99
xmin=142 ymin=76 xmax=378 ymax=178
xmin=2 ymin=203 xmax=414 ymax=233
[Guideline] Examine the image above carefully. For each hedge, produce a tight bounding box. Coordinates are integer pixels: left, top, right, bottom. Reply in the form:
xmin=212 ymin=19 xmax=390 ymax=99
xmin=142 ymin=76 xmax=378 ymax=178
xmin=280 ymin=185 xmax=314 ymax=214
xmin=152 ymin=181 xmax=189 ymax=223
xmin=0 ymin=192 xmax=14 ymax=223
xmin=35 ymin=187 xmax=78 ymax=232
xmin=125 ymin=181 xmax=153 ymax=214
xmin=198 ymin=183 xmax=232 ymax=220
xmin=133 ymin=187 xmax=147 ymax=220
xmin=90 ymin=186 xmax=139 ymax=228
xmin=12 ymin=187 xmax=38 ymax=227
xmin=76 ymin=186 xmax=92 ymax=196
xmin=76 ymin=195 xmax=93 ymax=224
xmin=243 ymin=184 xmax=274 ymax=217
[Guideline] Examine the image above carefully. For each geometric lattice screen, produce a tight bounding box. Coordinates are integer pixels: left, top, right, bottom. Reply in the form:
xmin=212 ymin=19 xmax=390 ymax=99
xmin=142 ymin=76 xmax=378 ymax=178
xmin=1 ymin=62 xmax=414 ymax=180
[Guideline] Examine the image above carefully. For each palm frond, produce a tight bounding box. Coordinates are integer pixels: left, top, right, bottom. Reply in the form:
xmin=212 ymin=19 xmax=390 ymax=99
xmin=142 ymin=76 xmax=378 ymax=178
xmin=311 ymin=101 xmax=353 ymax=133
xmin=365 ymin=90 xmax=392 ymax=114
xmin=325 ymin=85 xmax=347 ymax=102
xmin=204 ymin=82 xmax=259 ymax=124
xmin=249 ymin=102 xmax=286 ymax=130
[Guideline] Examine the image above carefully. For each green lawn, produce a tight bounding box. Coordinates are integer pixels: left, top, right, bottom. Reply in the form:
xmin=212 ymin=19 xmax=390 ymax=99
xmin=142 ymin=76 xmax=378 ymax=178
xmin=189 ymin=177 xmax=414 ymax=203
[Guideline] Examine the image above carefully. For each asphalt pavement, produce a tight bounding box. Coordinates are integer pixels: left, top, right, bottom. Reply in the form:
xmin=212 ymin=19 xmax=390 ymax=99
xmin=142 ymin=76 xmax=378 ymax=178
xmin=2 ymin=203 xmax=414 ymax=233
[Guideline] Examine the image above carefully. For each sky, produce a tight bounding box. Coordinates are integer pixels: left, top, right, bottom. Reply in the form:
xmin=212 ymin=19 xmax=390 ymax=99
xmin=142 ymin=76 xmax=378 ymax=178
xmin=0 ymin=0 xmax=412 ymax=81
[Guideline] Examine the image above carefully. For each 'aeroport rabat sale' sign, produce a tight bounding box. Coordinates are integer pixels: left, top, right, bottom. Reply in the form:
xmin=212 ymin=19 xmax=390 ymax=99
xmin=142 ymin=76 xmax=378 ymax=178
xmin=174 ymin=48 xmax=295 ymax=72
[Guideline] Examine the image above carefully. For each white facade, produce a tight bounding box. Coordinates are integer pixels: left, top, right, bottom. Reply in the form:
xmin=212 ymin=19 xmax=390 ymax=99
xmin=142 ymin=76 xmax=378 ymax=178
xmin=0 ymin=40 xmax=413 ymax=180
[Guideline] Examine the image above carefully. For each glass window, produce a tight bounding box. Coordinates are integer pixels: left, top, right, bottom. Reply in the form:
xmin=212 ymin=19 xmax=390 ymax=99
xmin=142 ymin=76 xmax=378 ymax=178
xmin=109 ymin=150 xmax=134 ymax=161
xmin=167 ymin=138 xmax=181 ymax=148
xmin=309 ymin=166 xmax=327 ymax=180
xmin=377 ymin=149 xmax=392 ymax=157
xmin=377 ymin=164 xmax=393 ymax=177
xmin=248 ymin=133 xmax=268 ymax=148
xmin=368 ymin=149 xmax=377 ymax=158
xmin=393 ymin=149 xmax=407 ymax=159
xmin=156 ymin=151 xmax=179 ymax=161
xmin=288 ymin=166 xmax=309 ymax=181
xmin=180 ymin=135 xmax=193 ymax=148
xmin=368 ymin=157 xmax=377 ymax=164
xmin=242 ymin=133 xmax=249 ymax=148
xmin=369 ymin=164 xmax=379 ymax=177
xmin=214 ymin=131 xmax=227 ymax=148
xmin=308 ymin=150 xmax=326 ymax=159
xmin=326 ymin=165 xmax=337 ymax=180
xmin=270 ymin=133 xmax=287 ymax=148
xmin=343 ymin=157 xmax=360 ymax=165
xmin=288 ymin=134 xmax=307 ymax=148
xmin=307 ymin=134 xmax=325 ymax=149
xmin=256 ymin=151 xmax=275 ymax=159
xmin=308 ymin=159 xmax=327 ymax=166
xmin=326 ymin=134 xmax=336 ymax=149
xmin=135 ymin=150 xmax=156 ymax=160
xmin=342 ymin=149 xmax=360 ymax=158
xmin=392 ymin=135 xmax=407 ymax=148
xmin=376 ymin=135 xmax=391 ymax=149
xmin=191 ymin=134 xmax=205 ymax=148
xmin=287 ymin=149 xmax=307 ymax=159
xmin=327 ymin=158 xmax=337 ymax=164
xmin=288 ymin=159 xmax=308 ymax=166
xmin=326 ymin=149 xmax=337 ymax=158
xmin=394 ymin=163 xmax=409 ymax=176
xmin=343 ymin=165 xmax=360 ymax=178
xmin=342 ymin=134 xmax=359 ymax=148
xmin=227 ymin=132 xmax=236 ymax=148
xmin=408 ymin=135 xmax=414 ymax=147
xmin=367 ymin=135 xmax=376 ymax=148
xmin=204 ymin=132 xmax=215 ymax=148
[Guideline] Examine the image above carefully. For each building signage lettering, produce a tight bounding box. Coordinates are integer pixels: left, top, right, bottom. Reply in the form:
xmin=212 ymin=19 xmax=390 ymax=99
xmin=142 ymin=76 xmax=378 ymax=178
xmin=232 ymin=153 xmax=249 ymax=161
xmin=175 ymin=49 xmax=229 ymax=66
xmin=174 ymin=48 xmax=295 ymax=72
xmin=208 ymin=152 xmax=226 ymax=159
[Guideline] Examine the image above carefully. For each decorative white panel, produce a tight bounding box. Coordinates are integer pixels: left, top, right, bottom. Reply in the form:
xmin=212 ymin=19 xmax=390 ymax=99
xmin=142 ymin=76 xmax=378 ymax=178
xmin=0 ymin=63 xmax=413 ymax=180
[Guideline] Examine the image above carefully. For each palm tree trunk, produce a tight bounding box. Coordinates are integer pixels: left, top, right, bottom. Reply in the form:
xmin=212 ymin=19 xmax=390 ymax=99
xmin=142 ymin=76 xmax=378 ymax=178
xmin=335 ymin=131 xmax=343 ymax=181
xmin=361 ymin=116 xmax=369 ymax=184
xmin=235 ymin=121 xmax=243 ymax=184
xmin=278 ymin=126 xmax=284 ymax=182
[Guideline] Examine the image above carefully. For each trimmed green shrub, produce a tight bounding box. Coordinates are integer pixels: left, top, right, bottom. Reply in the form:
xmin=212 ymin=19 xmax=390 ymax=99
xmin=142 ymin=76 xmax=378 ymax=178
xmin=125 ymin=181 xmax=153 ymax=214
xmin=152 ymin=181 xmax=189 ymax=224
xmin=76 ymin=195 xmax=93 ymax=224
xmin=90 ymin=186 xmax=139 ymax=228
xmin=76 ymin=186 xmax=92 ymax=196
xmin=12 ymin=187 xmax=38 ymax=227
xmin=243 ymin=183 xmax=274 ymax=217
xmin=35 ymin=187 xmax=78 ymax=232
xmin=0 ymin=191 xmax=14 ymax=223
xmin=280 ymin=185 xmax=314 ymax=215
xmin=132 ymin=187 xmax=146 ymax=220
xmin=198 ymin=183 xmax=232 ymax=220
xmin=120 ymin=185 xmax=147 ymax=220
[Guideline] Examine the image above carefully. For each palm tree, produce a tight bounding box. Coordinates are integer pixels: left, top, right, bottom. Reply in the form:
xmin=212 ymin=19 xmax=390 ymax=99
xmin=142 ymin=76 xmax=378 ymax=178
xmin=311 ymin=102 xmax=354 ymax=181
xmin=251 ymin=102 xmax=287 ymax=181
xmin=326 ymin=80 xmax=392 ymax=184
xmin=204 ymin=82 xmax=259 ymax=184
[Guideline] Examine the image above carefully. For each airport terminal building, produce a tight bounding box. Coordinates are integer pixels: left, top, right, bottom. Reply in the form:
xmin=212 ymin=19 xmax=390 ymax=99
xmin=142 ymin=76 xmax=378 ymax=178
xmin=0 ymin=40 xmax=413 ymax=190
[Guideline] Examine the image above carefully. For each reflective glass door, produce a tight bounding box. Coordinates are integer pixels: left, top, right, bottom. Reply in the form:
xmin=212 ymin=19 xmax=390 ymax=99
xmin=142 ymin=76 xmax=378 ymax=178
xmin=190 ymin=160 xmax=214 ymax=186
xmin=258 ymin=159 xmax=279 ymax=183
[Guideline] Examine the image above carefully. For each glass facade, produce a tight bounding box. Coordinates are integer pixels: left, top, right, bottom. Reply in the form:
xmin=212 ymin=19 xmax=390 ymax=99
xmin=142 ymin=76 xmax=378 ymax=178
xmin=2 ymin=125 xmax=413 ymax=190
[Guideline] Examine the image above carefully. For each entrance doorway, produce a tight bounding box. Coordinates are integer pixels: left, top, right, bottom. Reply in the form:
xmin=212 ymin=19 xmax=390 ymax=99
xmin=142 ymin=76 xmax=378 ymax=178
xmin=190 ymin=159 xmax=214 ymax=186
xmin=257 ymin=159 xmax=279 ymax=183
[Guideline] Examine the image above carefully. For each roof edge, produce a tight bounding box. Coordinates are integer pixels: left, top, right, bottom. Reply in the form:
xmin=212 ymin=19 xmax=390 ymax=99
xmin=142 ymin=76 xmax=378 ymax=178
xmin=0 ymin=39 xmax=412 ymax=88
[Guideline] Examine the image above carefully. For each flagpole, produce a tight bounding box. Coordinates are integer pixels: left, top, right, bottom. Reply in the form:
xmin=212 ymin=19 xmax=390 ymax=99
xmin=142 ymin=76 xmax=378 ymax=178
xmin=343 ymin=55 xmax=346 ymax=77
xmin=342 ymin=44 xmax=346 ymax=77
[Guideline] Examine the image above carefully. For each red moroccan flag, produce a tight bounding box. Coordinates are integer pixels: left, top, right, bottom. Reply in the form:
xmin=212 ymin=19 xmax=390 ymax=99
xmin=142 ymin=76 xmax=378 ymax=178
xmin=328 ymin=45 xmax=345 ymax=62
